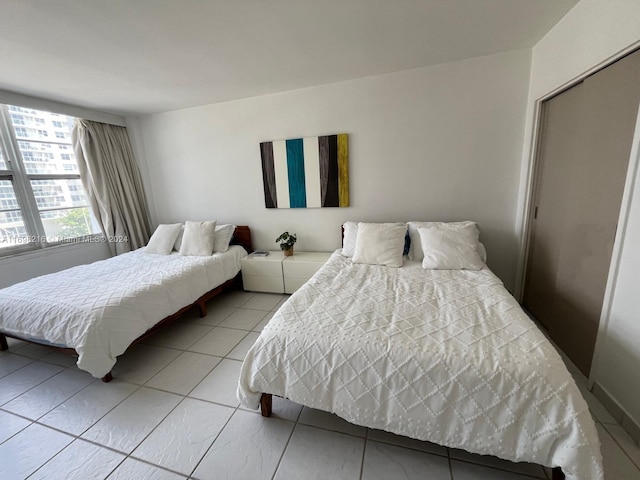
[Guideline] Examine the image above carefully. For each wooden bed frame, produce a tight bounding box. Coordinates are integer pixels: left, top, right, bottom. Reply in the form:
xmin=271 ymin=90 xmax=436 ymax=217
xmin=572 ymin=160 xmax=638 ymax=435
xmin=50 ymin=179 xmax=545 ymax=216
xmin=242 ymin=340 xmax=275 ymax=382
xmin=258 ymin=224 xmax=567 ymax=480
xmin=0 ymin=225 xmax=253 ymax=383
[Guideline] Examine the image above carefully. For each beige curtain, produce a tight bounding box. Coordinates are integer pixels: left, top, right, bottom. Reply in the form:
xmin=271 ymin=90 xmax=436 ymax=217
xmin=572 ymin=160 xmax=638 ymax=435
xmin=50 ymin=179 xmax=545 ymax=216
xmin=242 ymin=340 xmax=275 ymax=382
xmin=72 ymin=119 xmax=151 ymax=255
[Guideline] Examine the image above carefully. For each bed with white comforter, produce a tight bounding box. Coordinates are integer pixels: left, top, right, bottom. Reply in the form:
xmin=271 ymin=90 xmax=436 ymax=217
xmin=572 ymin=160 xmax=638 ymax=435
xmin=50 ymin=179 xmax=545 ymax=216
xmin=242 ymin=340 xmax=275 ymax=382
xmin=238 ymin=251 xmax=603 ymax=480
xmin=0 ymin=245 xmax=247 ymax=378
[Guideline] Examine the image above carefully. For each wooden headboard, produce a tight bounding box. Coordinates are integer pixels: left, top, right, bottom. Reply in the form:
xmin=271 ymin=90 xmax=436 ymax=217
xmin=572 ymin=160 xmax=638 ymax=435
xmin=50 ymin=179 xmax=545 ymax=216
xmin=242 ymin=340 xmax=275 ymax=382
xmin=232 ymin=225 xmax=253 ymax=253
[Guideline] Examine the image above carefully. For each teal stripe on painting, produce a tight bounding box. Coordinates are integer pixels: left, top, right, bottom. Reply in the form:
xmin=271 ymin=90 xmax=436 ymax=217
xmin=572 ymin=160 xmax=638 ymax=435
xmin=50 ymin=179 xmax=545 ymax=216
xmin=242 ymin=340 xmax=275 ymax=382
xmin=286 ymin=138 xmax=306 ymax=208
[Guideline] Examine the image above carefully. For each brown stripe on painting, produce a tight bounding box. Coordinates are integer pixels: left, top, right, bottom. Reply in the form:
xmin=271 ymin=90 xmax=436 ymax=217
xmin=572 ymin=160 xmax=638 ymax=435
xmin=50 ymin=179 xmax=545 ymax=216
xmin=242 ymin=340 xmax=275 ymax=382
xmin=319 ymin=135 xmax=340 ymax=207
xmin=318 ymin=135 xmax=330 ymax=206
xmin=260 ymin=142 xmax=277 ymax=208
xmin=337 ymin=133 xmax=349 ymax=207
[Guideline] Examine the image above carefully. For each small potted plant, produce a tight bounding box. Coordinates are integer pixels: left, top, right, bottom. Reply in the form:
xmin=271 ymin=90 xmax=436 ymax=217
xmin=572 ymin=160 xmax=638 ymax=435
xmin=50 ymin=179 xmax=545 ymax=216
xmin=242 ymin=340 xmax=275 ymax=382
xmin=276 ymin=231 xmax=297 ymax=256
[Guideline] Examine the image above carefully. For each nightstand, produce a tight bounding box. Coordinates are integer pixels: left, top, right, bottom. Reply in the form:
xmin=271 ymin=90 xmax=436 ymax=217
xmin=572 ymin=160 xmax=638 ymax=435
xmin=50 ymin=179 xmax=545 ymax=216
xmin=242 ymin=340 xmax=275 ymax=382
xmin=283 ymin=252 xmax=332 ymax=294
xmin=241 ymin=251 xmax=285 ymax=293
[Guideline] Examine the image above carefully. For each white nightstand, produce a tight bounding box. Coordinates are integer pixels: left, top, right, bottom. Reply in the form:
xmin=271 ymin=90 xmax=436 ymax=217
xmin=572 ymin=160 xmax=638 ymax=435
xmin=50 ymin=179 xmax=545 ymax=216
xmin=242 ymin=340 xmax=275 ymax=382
xmin=283 ymin=251 xmax=332 ymax=294
xmin=241 ymin=251 xmax=285 ymax=293
xmin=241 ymin=251 xmax=332 ymax=294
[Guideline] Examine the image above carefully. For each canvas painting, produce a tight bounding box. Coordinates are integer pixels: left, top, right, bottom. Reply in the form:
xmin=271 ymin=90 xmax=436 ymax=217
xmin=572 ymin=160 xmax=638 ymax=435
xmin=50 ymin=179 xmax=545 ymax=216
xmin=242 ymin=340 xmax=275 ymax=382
xmin=260 ymin=133 xmax=349 ymax=208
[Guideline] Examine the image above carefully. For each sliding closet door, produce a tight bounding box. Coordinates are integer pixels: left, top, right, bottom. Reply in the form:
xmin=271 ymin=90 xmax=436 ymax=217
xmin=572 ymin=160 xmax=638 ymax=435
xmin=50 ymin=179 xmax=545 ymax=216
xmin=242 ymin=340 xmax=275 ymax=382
xmin=524 ymin=49 xmax=640 ymax=375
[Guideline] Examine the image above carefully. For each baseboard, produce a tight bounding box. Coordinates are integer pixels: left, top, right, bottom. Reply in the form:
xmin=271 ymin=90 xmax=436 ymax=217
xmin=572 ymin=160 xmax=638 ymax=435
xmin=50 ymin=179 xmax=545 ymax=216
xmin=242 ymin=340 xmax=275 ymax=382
xmin=592 ymin=382 xmax=640 ymax=445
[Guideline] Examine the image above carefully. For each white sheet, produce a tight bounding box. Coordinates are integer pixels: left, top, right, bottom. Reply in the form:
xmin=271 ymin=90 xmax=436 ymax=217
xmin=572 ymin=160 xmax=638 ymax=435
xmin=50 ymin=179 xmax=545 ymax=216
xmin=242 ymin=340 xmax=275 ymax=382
xmin=238 ymin=251 xmax=603 ymax=480
xmin=0 ymin=245 xmax=247 ymax=377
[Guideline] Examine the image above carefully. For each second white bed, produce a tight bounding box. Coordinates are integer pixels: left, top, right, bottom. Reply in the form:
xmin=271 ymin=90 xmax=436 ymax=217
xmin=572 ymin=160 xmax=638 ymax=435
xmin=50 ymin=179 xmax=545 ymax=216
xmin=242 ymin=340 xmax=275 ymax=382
xmin=238 ymin=251 xmax=603 ymax=480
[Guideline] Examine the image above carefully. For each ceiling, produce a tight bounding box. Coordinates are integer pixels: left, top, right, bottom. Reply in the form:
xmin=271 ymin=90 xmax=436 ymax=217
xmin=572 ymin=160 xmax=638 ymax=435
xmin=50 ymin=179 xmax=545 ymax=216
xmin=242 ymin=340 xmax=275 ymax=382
xmin=0 ymin=0 xmax=579 ymax=116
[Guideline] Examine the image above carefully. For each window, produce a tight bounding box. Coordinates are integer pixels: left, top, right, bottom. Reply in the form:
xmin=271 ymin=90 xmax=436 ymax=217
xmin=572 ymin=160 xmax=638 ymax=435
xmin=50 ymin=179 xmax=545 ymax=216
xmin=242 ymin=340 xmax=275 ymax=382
xmin=0 ymin=104 xmax=100 ymax=254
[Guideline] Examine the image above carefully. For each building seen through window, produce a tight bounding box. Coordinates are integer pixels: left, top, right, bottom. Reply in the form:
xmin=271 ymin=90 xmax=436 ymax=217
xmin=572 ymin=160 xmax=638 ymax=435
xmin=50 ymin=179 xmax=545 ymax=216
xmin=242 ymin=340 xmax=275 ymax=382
xmin=0 ymin=105 xmax=100 ymax=252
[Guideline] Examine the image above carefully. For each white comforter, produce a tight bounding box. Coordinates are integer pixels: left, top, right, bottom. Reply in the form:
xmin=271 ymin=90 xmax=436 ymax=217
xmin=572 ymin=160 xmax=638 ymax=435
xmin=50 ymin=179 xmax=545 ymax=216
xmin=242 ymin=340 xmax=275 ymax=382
xmin=0 ymin=246 xmax=247 ymax=378
xmin=238 ymin=252 xmax=603 ymax=480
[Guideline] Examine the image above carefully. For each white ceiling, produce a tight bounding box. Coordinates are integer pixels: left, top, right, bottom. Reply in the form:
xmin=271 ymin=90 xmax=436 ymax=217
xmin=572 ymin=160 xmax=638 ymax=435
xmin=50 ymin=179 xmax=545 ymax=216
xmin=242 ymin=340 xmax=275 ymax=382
xmin=0 ymin=0 xmax=579 ymax=116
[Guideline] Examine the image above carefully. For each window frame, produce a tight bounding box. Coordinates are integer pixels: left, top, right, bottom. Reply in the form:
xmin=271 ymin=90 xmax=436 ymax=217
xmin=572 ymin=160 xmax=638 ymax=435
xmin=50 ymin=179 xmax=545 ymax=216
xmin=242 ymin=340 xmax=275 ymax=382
xmin=0 ymin=104 xmax=100 ymax=257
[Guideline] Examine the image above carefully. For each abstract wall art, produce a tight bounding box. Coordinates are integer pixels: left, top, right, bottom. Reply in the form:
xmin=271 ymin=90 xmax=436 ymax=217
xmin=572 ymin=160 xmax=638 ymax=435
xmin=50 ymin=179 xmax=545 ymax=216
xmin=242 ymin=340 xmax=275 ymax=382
xmin=260 ymin=133 xmax=349 ymax=208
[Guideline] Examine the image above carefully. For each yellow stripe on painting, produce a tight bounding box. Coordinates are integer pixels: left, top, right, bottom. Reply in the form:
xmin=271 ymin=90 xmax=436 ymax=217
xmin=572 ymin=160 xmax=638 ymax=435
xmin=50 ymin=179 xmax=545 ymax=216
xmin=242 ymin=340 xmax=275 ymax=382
xmin=337 ymin=133 xmax=349 ymax=207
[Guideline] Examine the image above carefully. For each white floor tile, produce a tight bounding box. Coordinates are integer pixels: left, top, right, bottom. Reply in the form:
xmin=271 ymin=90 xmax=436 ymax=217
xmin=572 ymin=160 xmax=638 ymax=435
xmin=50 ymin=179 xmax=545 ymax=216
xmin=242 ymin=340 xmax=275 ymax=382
xmin=187 ymin=305 xmax=238 ymax=326
xmin=10 ymin=343 xmax=52 ymax=359
xmin=362 ymin=440 xmax=450 ymax=480
xmin=0 ymin=361 xmax=64 ymax=405
xmin=227 ymin=332 xmax=260 ymax=360
xmin=5 ymin=337 xmax=27 ymax=349
xmin=450 ymin=448 xmax=546 ymax=477
xmin=133 ymin=398 xmax=235 ymax=475
xmin=240 ymin=396 xmax=304 ymax=422
xmin=0 ymin=410 xmax=31 ymax=443
xmin=574 ymin=376 xmax=619 ymax=424
xmin=29 ymin=438 xmax=125 ymax=480
xmin=218 ymin=309 xmax=267 ymax=331
xmin=299 ymin=406 xmax=366 ymax=437
xmin=111 ymin=344 xmax=181 ymax=384
xmin=82 ymin=387 xmax=182 ymax=453
xmin=3 ymin=368 xmax=95 ymax=420
xmin=144 ymin=322 xmax=214 ymax=350
xmin=603 ymin=423 xmax=640 ymax=470
xmin=190 ymin=359 xmax=243 ymax=407
xmin=146 ymin=351 xmax=221 ymax=395
xmin=40 ymin=380 xmax=138 ymax=435
xmin=214 ymin=291 xmax=255 ymax=308
xmin=367 ymin=428 xmax=447 ymax=456
xmin=451 ymin=459 xmax=541 ymax=479
xmin=243 ymin=293 xmax=285 ymax=311
xmin=598 ymin=423 xmax=640 ymax=480
xmin=39 ymin=350 xmax=79 ymax=367
xmin=271 ymin=396 xmax=304 ymax=422
xmin=252 ymin=312 xmax=274 ymax=332
xmin=188 ymin=327 xmax=247 ymax=357
xmin=193 ymin=409 xmax=294 ymax=480
xmin=0 ymin=423 xmax=73 ymax=479
xmin=0 ymin=353 xmax=32 ymax=378
xmin=108 ymin=457 xmax=187 ymax=480
xmin=272 ymin=296 xmax=289 ymax=310
xmin=275 ymin=424 xmax=364 ymax=480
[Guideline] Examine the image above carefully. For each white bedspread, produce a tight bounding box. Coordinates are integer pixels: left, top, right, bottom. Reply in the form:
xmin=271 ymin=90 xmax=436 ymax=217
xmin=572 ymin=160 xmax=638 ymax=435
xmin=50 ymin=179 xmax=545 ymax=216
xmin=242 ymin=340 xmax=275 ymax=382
xmin=238 ymin=252 xmax=603 ymax=480
xmin=0 ymin=245 xmax=247 ymax=377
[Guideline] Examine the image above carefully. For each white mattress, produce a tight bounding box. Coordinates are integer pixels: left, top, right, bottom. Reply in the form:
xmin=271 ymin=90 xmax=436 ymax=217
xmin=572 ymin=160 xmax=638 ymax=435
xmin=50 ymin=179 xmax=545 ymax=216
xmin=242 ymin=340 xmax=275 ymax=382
xmin=238 ymin=251 xmax=603 ymax=480
xmin=0 ymin=245 xmax=247 ymax=377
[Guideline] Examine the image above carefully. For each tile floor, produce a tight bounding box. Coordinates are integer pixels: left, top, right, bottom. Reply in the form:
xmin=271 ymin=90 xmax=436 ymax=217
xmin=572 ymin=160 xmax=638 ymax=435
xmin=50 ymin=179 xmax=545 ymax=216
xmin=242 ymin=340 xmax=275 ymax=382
xmin=1 ymin=290 xmax=640 ymax=480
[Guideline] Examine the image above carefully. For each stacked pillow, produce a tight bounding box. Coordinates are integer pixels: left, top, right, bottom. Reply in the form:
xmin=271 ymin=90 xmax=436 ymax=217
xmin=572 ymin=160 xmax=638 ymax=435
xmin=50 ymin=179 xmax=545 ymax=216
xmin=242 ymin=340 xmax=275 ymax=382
xmin=145 ymin=223 xmax=182 ymax=255
xmin=145 ymin=221 xmax=236 ymax=256
xmin=342 ymin=222 xmax=407 ymax=267
xmin=342 ymin=220 xmax=486 ymax=270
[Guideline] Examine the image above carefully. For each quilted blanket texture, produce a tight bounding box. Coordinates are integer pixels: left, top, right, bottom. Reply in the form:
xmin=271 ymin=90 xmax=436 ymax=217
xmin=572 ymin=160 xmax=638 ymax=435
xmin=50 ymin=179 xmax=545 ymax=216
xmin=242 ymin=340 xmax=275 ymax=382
xmin=238 ymin=252 xmax=603 ymax=480
xmin=0 ymin=246 xmax=246 ymax=377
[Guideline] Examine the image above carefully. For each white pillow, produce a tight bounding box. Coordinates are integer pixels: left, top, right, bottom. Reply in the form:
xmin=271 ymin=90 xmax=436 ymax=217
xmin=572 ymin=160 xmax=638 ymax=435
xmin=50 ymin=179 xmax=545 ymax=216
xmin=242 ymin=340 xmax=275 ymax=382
xmin=213 ymin=224 xmax=235 ymax=253
xmin=341 ymin=221 xmax=358 ymax=257
xmin=145 ymin=223 xmax=182 ymax=255
xmin=179 ymin=220 xmax=217 ymax=256
xmin=408 ymin=221 xmax=479 ymax=261
xmin=418 ymin=225 xmax=484 ymax=270
xmin=352 ymin=222 xmax=407 ymax=267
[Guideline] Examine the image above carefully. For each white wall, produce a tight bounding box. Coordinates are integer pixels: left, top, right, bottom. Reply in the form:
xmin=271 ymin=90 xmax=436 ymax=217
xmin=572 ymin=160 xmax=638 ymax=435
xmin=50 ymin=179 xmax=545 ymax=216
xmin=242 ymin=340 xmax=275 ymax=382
xmin=520 ymin=0 xmax=640 ymax=424
xmin=0 ymin=242 xmax=111 ymax=289
xmin=130 ymin=49 xmax=531 ymax=290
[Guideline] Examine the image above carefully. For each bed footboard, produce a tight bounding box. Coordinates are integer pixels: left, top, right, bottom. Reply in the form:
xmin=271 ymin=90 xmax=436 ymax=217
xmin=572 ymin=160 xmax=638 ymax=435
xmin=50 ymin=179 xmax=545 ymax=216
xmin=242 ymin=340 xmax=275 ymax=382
xmin=260 ymin=393 xmax=272 ymax=417
xmin=0 ymin=333 xmax=8 ymax=351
